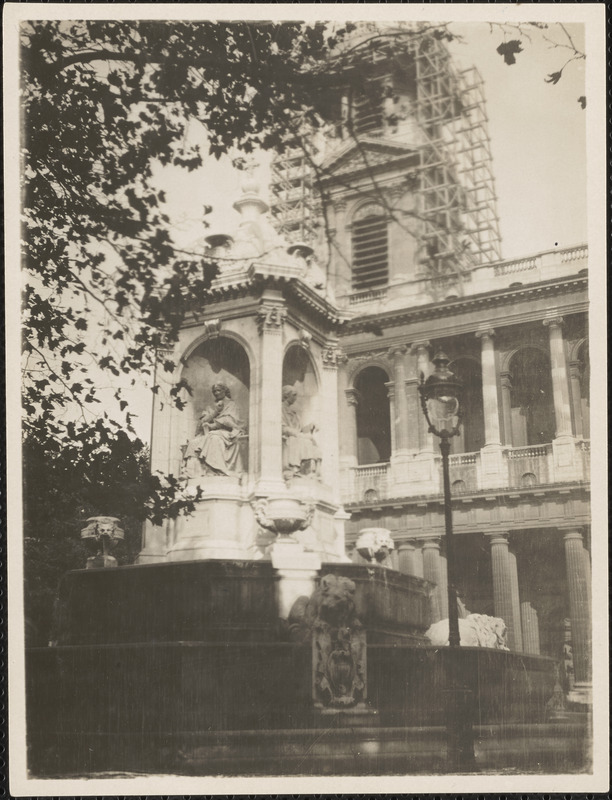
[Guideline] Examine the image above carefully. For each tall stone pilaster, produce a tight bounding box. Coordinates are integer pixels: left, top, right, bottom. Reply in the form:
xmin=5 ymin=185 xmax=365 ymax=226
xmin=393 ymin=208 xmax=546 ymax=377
xmin=544 ymin=318 xmax=580 ymax=480
xmin=563 ymin=529 xmax=592 ymax=697
xmin=568 ymin=360 xmax=584 ymax=438
xmin=256 ymin=294 xmax=286 ymax=493
xmin=476 ymin=329 xmax=506 ymax=488
xmin=389 ymin=345 xmax=410 ymax=455
xmin=500 ymin=370 xmax=514 ymax=446
xmin=543 ymin=317 xmax=573 ymax=438
xmin=422 ymin=539 xmax=445 ymax=623
xmin=411 ymin=341 xmax=434 ymax=455
xmin=521 ymin=601 xmax=541 ymax=655
xmin=489 ymin=534 xmax=521 ymax=651
xmin=507 ymin=550 xmax=523 ymax=652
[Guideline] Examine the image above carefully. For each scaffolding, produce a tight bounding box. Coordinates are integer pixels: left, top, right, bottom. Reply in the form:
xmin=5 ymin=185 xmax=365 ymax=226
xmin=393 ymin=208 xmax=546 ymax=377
xmin=269 ymin=31 xmax=502 ymax=268
xmin=269 ymin=147 xmax=316 ymax=244
xmin=413 ymin=37 xmax=502 ymax=273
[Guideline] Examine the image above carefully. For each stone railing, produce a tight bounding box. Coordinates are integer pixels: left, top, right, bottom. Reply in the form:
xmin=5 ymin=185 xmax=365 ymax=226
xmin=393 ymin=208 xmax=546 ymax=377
xmin=506 ymin=444 xmax=553 ymax=487
xmin=492 ymin=245 xmax=587 ymax=278
xmin=350 ymin=462 xmax=390 ymax=503
xmin=342 ymin=440 xmax=590 ymax=504
xmin=494 ymin=256 xmax=538 ymax=277
xmin=348 ymin=287 xmax=388 ymax=306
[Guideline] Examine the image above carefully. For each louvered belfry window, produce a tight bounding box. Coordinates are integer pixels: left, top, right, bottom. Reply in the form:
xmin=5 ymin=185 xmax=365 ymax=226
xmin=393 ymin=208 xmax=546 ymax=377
xmin=351 ymin=211 xmax=389 ymax=291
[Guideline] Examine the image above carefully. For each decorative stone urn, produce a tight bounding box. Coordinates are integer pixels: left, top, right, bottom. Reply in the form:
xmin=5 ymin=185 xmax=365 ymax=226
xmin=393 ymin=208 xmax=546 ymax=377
xmin=356 ymin=528 xmax=395 ymax=564
xmin=251 ymin=496 xmax=315 ymax=539
xmin=80 ymin=516 xmax=124 ymax=569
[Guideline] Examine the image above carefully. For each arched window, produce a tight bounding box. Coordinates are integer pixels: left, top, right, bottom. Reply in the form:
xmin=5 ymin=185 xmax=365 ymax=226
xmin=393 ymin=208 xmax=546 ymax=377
xmin=509 ymin=348 xmax=555 ymax=446
xmin=354 ymin=366 xmax=391 ymax=465
xmin=351 ymin=87 xmax=383 ymax=135
xmin=351 ymin=205 xmax=388 ymax=292
xmin=449 ymin=358 xmax=485 ymax=454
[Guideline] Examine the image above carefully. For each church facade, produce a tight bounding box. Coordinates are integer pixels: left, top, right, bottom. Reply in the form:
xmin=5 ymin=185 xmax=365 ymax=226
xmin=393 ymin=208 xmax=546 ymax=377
xmin=139 ymin=30 xmax=590 ymax=702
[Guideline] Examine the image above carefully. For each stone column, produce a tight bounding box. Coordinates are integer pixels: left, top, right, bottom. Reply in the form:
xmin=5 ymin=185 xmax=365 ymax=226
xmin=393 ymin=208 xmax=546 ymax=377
xmin=398 ymin=542 xmax=425 ymax=578
xmin=411 ymin=341 xmax=434 ymax=455
xmin=385 ymin=381 xmax=397 ymax=455
xmin=320 ymin=344 xmax=345 ymax=500
xmin=489 ymin=534 xmax=521 ymax=651
xmin=422 ymin=539 xmax=445 ymax=623
xmin=507 ymin=551 xmax=523 ymax=652
xmin=389 ymin=346 xmax=410 ymax=455
xmin=476 ymin=330 xmax=507 ymax=488
xmin=521 ymin=601 xmax=541 ymax=655
xmin=543 ymin=317 xmax=573 ymax=439
xmin=475 ymin=330 xmax=502 ymax=447
xmin=138 ymin=346 xmax=178 ymax=563
xmin=257 ymin=294 xmax=286 ymax=493
xmin=500 ymin=371 xmax=514 ymax=446
xmin=568 ymin=360 xmax=584 ymax=438
xmin=563 ymin=529 xmax=592 ymax=691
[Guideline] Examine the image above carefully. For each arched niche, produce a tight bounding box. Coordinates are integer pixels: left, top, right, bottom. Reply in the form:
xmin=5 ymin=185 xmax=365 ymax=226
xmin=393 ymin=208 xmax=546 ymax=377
xmin=282 ymin=345 xmax=319 ymax=418
xmin=449 ymin=357 xmax=485 ymax=454
xmin=180 ymin=336 xmax=250 ymax=462
xmin=354 ymin=366 xmax=391 ymax=465
xmin=508 ymin=347 xmax=555 ymax=446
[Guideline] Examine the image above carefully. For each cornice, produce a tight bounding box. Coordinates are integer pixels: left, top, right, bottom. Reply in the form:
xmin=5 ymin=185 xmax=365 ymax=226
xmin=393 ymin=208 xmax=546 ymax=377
xmin=345 ymin=275 xmax=588 ymax=336
xmin=345 ymin=480 xmax=590 ymax=513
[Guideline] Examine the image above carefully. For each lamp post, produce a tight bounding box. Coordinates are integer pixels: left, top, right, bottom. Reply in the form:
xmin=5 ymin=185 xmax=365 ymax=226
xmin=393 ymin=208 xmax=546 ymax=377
xmin=418 ymin=351 xmax=476 ymax=772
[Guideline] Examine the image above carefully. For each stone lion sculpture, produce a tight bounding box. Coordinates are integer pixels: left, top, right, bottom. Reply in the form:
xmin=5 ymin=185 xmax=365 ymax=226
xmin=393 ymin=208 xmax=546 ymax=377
xmin=426 ymin=614 xmax=509 ymax=650
xmin=288 ymin=574 xmax=365 ymax=708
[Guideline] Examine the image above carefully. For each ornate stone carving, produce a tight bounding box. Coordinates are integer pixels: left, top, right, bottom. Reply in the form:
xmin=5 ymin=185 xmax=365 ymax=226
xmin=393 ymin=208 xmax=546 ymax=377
xmin=251 ymin=496 xmax=315 ymax=538
xmin=345 ymin=388 xmax=360 ymax=408
xmin=202 ymin=318 xmax=221 ymax=338
xmin=426 ymin=614 xmax=509 ymax=650
xmin=355 ymin=528 xmax=395 ymax=563
xmin=81 ymin=516 xmax=125 ymax=569
xmin=288 ymin=574 xmax=366 ymax=708
xmin=322 ymin=345 xmax=347 ymax=369
xmin=543 ymin=316 xmax=564 ymax=329
xmin=297 ymin=329 xmax=312 ymax=350
xmin=182 ymin=383 xmax=246 ymax=478
xmin=282 ymin=386 xmax=322 ymax=480
xmin=256 ymin=303 xmax=287 ymax=334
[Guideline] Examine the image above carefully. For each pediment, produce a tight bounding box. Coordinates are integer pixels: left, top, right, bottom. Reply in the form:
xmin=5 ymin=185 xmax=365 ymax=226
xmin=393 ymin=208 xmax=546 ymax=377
xmin=321 ymin=137 xmax=418 ymax=179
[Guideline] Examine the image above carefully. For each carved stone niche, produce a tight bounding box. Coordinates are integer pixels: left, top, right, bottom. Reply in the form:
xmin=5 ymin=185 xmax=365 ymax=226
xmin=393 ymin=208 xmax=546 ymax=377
xmin=288 ymin=574 xmax=366 ymax=709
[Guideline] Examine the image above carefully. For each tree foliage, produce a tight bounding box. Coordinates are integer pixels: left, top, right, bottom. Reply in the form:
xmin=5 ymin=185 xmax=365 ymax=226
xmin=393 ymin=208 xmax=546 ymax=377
xmin=20 ymin=19 xmax=585 ymax=521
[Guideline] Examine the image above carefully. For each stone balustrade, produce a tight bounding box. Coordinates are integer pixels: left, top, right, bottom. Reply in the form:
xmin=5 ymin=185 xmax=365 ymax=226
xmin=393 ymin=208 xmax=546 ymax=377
xmin=344 ymin=243 xmax=587 ymax=308
xmin=344 ymin=440 xmax=590 ymax=504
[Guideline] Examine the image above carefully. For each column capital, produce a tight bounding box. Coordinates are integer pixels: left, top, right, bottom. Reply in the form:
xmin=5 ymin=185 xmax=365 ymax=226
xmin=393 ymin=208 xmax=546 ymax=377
xmin=488 ymin=533 xmax=509 ymax=546
xmin=543 ymin=315 xmax=564 ymax=329
xmin=384 ymin=380 xmax=395 ymax=400
xmin=475 ymin=328 xmax=496 ymax=341
xmin=410 ymin=340 xmax=431 ymax=356
xmin=256 ymin=302 xmax=287 ymax=335
xmin=568 ymin=360 xmax=582 ymax=379
xmin=421 ymin=538 xmax=441 ymax=551
xmin=388 ymin=344 xmax=408 ymax=359
xmin=500 ymin=370 xmax=512 ymax=390
xmin=345 ymin=388 xmax=360 ymax=407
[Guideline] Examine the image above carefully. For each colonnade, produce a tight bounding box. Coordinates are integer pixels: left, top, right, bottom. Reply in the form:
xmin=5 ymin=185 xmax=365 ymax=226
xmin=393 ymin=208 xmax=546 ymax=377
xmin=394 ymin=528 xmax=592 ymax=685
xmin=342 ymin=318 xmax=587 ymax=467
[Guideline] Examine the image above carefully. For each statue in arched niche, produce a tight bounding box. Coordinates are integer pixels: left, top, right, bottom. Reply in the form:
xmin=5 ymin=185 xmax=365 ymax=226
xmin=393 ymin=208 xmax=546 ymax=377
xmin=183 ymin=383 xmax=246 ymax=477
xmin=282 ymin=385 xmax=322 ymax=480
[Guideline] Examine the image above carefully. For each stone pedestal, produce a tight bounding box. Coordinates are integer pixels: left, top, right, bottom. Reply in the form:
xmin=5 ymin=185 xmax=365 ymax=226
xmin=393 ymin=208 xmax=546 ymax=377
xmin=270 ymin=538 xmax=321 ymax=619
xmin=167 ymin=478 xmax=249 ymax=561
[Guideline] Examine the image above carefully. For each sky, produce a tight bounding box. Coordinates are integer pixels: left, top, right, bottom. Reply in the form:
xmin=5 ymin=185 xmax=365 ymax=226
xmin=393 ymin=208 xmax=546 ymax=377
xmin=152 ymin=20 xmax=588 ymax=263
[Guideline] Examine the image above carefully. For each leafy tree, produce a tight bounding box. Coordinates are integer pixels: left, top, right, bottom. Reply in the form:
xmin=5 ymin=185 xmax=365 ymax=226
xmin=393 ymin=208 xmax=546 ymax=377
xmin=20 ymin=19 xmax=585 ymax=522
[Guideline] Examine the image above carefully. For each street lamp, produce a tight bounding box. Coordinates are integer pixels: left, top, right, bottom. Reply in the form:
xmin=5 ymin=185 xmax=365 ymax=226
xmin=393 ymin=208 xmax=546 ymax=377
xmin=418 ymin=351 xmax=476 ymax=772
